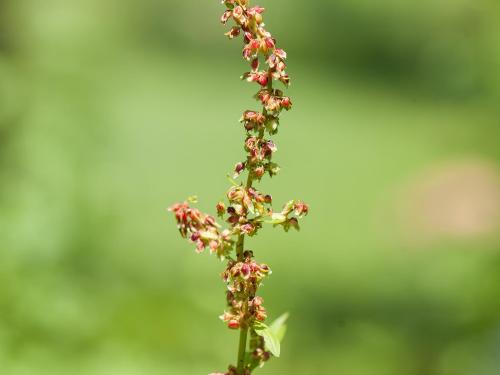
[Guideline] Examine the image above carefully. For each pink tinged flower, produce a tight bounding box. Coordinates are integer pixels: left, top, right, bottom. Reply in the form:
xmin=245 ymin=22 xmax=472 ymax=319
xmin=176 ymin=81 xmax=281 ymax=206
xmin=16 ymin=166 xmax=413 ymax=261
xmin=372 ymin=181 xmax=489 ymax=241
xmin=233 ymin=162 xmax=246 ymax=178
xmin=280 ymin=74 xmax=290 ymax=86
xmin=258 ymin=90 xmax=270 ymax=104
xmin=242 ymin=46 xmax=252 ymax=60
xmin=221 ymin=10 xmax=232 ymax=24
xmin=188 ymin=208 xmax=202 ymax=223
xmin=247 ymin=6 xmax=265 ymax=15
xmin=277 ymin=61 xmax=286 ymax=73
xmin=220 ymin=311 xmax=233 ymax=322
xmin=264 ymin=38 xmax=275 ymax=49
xmin=252 ymin=296 xmax=264 ymax=306
xmin=251 ymin=58 xmax=259 ymax=72
xmin=256 ymin=312 xmax=266 ymax=322
xmin=294 ymin=201 xmax=309 ymax=217
xmin=233 ymin=6 xmax=243 ymax=18
xmin=267 ymin=54 xmax=278 ymax=69
xmin=228 ymin=319 xmax=240 ymax=330
xmin=256 ymin=113 xmax=266 ymax=124
xmin=204 ymin=215 xmax=217 ymax=227
xmin=240 ymin=223 xmax=255 ymax=235
xmin=209 ymin=240 xmax=219 ymax=253
xmin=196 ymin=240 xmax=205 ymax=253
xmin=250 ymin=39 xmax=260 ymax=51
xmin=260 ymin=264 xmax=271 ymax=273
xmin=245 ymin=136 xmax=258 ymax=151
xmin=243 ymin=110 xmax=257 ymax=121
xmin=225 ymin=27 xmax=241 ymax=39
xmin=216 ymin=202 xmax=226 ymax=217
xmin=190 ymin=232 xmax=200 ymax=242
xmin=281 ymin=96 xmax=292 ymax=110
xmin=254 ymin=166 xmax=265 ymax=179
xmin=266 ymin=140 xmax=277 ymax=153
xmin=265 ymin=97 xmax=281 ymax=112
xmin=257 ymin=73 xmax=268 ymax=87
xmin=244 ymin=32 xmax=253 ymax=43
xmin=247 ymin=6 xmax=265 ymax=24
xmin=274 ymin=48 xmax=287 ymax=59
xmin=241 ymin=263 xmax=250 ymax=278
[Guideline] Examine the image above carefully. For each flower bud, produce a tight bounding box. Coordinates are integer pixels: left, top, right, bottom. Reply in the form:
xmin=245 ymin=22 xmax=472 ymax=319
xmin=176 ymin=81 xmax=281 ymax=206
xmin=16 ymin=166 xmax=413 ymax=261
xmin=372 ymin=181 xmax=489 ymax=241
xmin=260 ymin=264 xmax=271 ymax=275
xmin=232 ymin=6 xmax=243 ymax=19
xmin=254 ymin=166 xmax=265 ymax=179
xmin=225 ymin=27 xmax=241 ymax=39
xmin=240 ymin=223 xmax=256 ymax=235
xmin=227 ymin=187 xmax=245 ymax=202
xmin=196 ymin=240 xmax=205 ymax=253
xmin=216 ymin=202 xmax=226 ymax=217
xmin=293 ymin=200 xmax=309 ymax=217
xmin=257 ymin=74 xmax=268 ymax=87
xmin=228 ymin=319 xmax=240 ymax=329
xmin=251 ymin=58 xmax=259 ymax=72
xmin=275 ymin=48 xmax=287 ymax=59
xmin=241 ymin=263 xmax=250 ymax=277
xmin=209 ymin=240 xmax=219 ymax=252
xmin=264 ymin=38 xmax=275 ymax=49
xmin=244 ymin=32 xmax=253 ymax=43
xmin=221 ymin=10 xmax=232 ymax=25
xmin=190 ymin=232 xmax=200 ymax=242
xmin=250 ymin=39 xmax=260 ymax=50
xmin=255 ymin=310 xmax=267 ymax=321
xmin=281 ymin=96 xmax=292 ymax=110
xmin=234 ymin=162 xmax=246 ymax=178
xmin=280 ymin=74 xmax=291 ymax=86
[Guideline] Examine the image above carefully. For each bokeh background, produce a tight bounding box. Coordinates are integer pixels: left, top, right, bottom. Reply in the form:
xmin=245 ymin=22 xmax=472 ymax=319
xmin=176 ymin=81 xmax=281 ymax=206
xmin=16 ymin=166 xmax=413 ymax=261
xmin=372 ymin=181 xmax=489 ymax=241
xmin=1 ymin=0 xmax=500 ymax=374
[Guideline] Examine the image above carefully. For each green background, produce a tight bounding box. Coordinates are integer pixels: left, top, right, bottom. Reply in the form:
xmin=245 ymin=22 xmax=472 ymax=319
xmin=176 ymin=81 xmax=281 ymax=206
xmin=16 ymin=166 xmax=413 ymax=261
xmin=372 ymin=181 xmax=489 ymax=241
xmin=1 ymin=0 xmax=500 ymax=374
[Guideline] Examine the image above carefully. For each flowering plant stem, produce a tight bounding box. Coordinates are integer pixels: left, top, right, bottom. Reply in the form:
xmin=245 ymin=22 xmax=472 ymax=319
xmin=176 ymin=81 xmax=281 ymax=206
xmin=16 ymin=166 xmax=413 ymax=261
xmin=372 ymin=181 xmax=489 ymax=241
xmin=168 ymin=1 xmax=308 ymax=374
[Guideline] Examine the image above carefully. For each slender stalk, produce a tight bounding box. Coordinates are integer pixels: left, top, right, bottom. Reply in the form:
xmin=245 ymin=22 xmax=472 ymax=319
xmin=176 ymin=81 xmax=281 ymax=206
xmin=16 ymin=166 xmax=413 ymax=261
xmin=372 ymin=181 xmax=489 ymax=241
xmin=236 ymin=74 xmax=273 ymax=375
xmin=236 ymin=319 xmax=249 ymax=373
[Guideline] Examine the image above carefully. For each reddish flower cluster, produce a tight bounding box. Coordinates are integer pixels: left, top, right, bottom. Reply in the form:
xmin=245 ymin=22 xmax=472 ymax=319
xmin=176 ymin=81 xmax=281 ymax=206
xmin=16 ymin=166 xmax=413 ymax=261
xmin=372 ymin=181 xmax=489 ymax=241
xmin=222 ymin=186 xmax=273 ymax=235
xmin=168 ymin=202 xmax=233 ymax=258
xmin=257 ymin=88 xmax=292 ymax=113
xmin=269 ymin=200 xmax=310 ymax=231
xmin=220 ymin=251 xmax=270 ymax=330
xmin=221 ymin=0 xmax=293 ymax=183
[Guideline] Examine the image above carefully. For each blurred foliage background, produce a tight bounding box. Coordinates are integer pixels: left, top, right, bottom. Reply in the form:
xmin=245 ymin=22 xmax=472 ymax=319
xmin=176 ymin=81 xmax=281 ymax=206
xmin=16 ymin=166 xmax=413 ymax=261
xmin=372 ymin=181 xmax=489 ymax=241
xmin=1 ymin=0 xmax=500 ymax=374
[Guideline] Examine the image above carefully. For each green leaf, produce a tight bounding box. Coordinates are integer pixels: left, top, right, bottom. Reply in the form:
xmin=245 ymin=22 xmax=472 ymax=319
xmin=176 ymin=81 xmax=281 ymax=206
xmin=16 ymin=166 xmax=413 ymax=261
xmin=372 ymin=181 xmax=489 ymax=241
xmin=269 ymin=312 xmax=289 ymax=343
xmin=254 ymin=322 xmax=281 ymax=357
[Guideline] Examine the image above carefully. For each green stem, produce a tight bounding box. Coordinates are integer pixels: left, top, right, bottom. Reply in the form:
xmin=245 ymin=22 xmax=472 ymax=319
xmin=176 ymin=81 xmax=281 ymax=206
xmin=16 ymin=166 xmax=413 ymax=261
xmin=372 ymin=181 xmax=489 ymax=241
xmin=236 ymin=63 xmax=273 ymax=375
xmin=236 ymin=319 xmax=249 ymax=373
